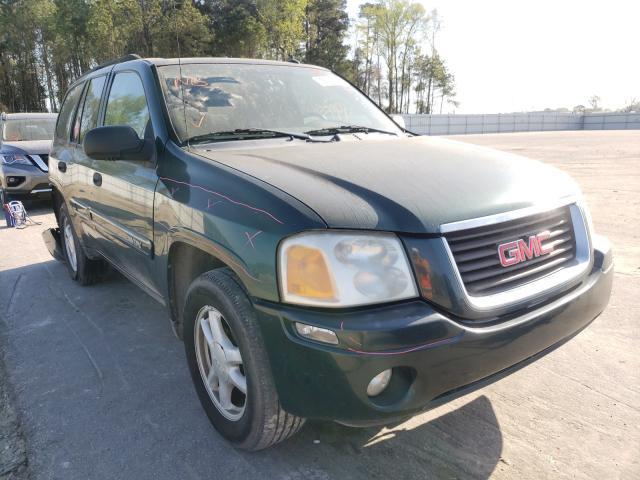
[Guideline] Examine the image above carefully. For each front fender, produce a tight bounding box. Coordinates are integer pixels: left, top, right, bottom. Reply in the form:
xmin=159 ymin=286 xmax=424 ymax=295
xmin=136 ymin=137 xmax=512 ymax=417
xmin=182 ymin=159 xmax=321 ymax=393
xmin=153 ymin=144 xmax=327 ymax=301
xmin=165 ymin=226 xmax=265 ymax=298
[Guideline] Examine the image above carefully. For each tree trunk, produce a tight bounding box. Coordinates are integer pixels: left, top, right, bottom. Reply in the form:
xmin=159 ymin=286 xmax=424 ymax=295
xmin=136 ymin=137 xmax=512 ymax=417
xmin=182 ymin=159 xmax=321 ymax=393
xmin=40 ymin=37 xmax=57 ymax=112
xmin=426 ymin=75 xmax=432 ymax=114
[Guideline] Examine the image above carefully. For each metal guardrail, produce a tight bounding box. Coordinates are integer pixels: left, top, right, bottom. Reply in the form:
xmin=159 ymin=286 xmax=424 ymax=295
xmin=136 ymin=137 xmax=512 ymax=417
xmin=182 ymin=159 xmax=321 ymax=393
xmin=402 ymin=112 xmax=640 ymax=135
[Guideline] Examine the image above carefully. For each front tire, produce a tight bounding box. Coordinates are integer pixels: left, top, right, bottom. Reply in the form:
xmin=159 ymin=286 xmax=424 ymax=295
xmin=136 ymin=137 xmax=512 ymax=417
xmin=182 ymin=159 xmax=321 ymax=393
xmin=184 ymin=268 xmax=305 ymax=451
xmin=58 ymin=203 xmax=106 ymax=285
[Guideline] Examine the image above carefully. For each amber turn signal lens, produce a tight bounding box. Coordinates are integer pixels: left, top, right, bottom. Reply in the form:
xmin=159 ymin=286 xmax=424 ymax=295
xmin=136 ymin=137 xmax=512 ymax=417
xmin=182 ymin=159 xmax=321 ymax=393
xmin=410 ymin=248 xmax=432 ymax=299
xmin=286 ymin=245 xmax=337 ymax=301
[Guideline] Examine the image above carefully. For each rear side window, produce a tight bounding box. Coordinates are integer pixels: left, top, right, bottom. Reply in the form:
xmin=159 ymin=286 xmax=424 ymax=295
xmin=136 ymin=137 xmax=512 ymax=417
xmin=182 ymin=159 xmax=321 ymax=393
xmin=55 ymin=83 xmax=84 ymax=141
xmin=79 ymin=76 xmax=107 ymax=142
xmin=104 ymin=72 xmax=150 ymax=138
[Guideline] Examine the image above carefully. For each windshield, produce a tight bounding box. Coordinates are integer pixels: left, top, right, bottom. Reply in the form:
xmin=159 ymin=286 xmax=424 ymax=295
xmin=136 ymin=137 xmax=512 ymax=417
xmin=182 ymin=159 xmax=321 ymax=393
xmin=2 ymin=118 xmax=56 ymax=142
xmin=157 ymin=63 xmax=402 ymax=143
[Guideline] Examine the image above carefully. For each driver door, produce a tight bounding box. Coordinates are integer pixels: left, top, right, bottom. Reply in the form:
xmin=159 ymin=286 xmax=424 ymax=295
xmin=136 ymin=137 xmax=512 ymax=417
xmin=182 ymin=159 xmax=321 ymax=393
xmin=89 ymin=70 xmax=159 ymax=296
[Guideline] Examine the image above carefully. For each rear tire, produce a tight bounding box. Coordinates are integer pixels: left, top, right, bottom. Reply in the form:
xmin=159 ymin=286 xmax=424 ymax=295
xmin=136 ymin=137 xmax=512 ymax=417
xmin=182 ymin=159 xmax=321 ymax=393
xmin=184 ymin=268 xmax=305 ymax=451
xmin=58 ymin=203 xmax=106 ymax=285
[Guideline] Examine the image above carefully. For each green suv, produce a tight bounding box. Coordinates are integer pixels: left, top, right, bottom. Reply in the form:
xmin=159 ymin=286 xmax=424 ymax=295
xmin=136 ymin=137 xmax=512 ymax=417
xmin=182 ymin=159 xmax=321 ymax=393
xmin=44 ymin=56 xmax=613 ymax=450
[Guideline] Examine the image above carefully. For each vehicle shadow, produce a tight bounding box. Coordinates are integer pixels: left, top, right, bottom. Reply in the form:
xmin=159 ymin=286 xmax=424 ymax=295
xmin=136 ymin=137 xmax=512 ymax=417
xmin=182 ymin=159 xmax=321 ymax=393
xmin=251 ymin=394 xmax=503 ymax=479
xmin=0 ymin=257 xmax=503 ymax=480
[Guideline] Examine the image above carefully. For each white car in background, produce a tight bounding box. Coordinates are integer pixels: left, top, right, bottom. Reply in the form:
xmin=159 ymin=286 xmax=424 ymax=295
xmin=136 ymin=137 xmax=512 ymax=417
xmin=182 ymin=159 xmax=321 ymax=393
xmin=0 ymin=112 xmax=57 ymax=200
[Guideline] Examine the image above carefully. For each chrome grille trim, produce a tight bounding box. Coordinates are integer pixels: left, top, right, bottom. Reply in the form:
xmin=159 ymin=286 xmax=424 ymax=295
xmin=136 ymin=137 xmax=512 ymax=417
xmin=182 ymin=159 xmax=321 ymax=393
xmin=439 ymin=196 xmax=578 ymax=234
xmin=440 ymin=200 xmax=592 ymax=312
xmin=29 ymin=154 xmax=49 ymax=172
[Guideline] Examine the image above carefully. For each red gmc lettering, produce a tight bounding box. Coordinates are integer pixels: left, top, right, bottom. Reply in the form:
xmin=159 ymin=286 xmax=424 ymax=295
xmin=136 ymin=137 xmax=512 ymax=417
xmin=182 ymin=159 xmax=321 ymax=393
xmin=498 ymin=232 xmax=553 ymax=267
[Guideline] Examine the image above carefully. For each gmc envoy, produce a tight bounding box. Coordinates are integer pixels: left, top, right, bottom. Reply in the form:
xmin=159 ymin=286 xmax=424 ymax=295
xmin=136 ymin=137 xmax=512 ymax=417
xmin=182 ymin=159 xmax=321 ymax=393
xmin=44 ymin=56 xmax=613 ymax=450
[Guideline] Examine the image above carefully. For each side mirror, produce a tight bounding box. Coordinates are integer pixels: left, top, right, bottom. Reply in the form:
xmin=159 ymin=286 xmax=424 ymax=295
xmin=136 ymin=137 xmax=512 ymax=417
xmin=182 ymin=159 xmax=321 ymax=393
xmin=83 ymin=125 xmax=151 ymax=161
xmin=391 ymin=114 xmax=406 ymax=130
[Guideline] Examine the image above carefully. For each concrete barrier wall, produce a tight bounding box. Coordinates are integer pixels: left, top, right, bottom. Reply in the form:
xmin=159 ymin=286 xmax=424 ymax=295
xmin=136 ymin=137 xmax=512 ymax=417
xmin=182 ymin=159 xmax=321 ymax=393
xmin=402 ymin=112 xmax=640 ymax=135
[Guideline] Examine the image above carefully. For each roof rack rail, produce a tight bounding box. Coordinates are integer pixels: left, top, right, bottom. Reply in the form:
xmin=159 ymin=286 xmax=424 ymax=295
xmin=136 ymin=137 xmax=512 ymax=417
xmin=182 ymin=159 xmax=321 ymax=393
xmin=88 ymin=54 xmax=142 ymax=74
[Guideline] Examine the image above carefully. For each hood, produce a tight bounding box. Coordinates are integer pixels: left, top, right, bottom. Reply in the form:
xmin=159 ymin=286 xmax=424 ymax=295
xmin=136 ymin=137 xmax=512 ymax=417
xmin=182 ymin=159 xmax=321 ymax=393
xmin=193 ymin=136 xmax=580 ymax=234
xmin=1 ymin=140 xmax=52 ymax=155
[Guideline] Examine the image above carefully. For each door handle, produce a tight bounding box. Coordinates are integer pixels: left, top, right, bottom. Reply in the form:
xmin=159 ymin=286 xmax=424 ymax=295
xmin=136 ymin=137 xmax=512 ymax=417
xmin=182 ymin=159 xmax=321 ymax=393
xmin=58 ymin=161 xmax=67 ymax=173
xmin=93 ymin=172 xmax=102 ymax=187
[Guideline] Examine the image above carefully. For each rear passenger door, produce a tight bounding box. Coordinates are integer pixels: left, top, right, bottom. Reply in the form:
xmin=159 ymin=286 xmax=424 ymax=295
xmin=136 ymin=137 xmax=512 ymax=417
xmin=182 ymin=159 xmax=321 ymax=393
xmin=70 ymin=75 xmax=107 ymax=249
xmin=89 ymin=70 xmax=159 ymax=296
xmin=49 ymin=81 xmax=85 ymax=197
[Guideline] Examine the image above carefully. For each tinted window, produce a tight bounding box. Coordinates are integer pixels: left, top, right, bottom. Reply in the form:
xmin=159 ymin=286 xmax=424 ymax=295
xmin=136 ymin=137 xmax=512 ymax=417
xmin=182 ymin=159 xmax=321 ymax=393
xmin=104 ymin=72 xmax=150 ymax=138
xmin=79 ymin=76 xmax=107 ymax=142
xmin=55 ymin=82 xmax=84 ymax=141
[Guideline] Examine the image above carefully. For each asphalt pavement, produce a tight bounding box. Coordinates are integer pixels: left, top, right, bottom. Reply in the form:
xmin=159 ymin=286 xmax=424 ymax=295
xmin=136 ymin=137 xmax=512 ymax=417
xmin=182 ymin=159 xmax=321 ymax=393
xmin=0 ymin=130 xmax=638 ymax=479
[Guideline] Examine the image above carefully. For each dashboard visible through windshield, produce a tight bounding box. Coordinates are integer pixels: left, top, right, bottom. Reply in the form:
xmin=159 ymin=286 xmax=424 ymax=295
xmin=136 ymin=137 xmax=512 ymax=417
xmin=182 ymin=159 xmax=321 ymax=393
xmin=157 ymin=63 xmax=402 ymax=143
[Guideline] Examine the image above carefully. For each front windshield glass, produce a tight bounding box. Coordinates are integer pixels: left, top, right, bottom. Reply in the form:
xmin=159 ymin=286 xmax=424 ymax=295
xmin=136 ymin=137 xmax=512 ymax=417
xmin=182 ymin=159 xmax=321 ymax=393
xmin=157 ymin=63 xmax=402 ymax=143
xmin=2 ymin=118 xmax=56 ymax=141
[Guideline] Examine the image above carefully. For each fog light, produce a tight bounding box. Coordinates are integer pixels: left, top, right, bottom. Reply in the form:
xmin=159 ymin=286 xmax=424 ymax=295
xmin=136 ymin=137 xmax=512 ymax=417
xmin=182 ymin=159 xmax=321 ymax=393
xmin=7 ymin=176 xmax=23 ymax=186
xmin=367 ymin=369 xmax=392 ymax=397
xmin=295 ymin=322 xmax=338 ymax=345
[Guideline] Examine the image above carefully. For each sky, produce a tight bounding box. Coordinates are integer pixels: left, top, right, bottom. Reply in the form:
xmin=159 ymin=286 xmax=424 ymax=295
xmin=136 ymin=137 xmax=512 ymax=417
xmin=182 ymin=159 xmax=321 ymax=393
xmin=346 ymin=0 xmax=639 ymax=114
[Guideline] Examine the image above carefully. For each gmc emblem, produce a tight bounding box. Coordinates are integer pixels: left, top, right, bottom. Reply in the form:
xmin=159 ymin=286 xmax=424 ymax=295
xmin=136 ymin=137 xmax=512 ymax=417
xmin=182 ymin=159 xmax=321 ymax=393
xmin=498 ymin=232 xmax=553 ymax=267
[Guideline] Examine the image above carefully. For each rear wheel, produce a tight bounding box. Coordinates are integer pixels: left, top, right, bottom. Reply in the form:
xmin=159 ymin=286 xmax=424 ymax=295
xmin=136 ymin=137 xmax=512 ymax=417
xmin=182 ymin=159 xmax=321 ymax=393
xmin=58 ymin=203 xmax=106 ymax=285
xmin=184 ymin=268 xmax=305 ymax=450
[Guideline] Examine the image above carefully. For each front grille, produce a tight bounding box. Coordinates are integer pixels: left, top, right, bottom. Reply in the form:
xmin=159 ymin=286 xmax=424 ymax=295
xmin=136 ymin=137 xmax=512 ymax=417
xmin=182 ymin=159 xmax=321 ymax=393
xmin=445 ymin=206 xmax=576 ymax=296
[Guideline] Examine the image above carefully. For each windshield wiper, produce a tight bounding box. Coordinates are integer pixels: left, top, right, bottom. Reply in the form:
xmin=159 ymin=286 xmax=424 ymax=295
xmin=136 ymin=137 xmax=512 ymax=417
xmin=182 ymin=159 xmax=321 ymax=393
xmin=186 ymin=128 xmax=311 ymax=144
xmin=304 ymin=125 xmax=399 ymax=137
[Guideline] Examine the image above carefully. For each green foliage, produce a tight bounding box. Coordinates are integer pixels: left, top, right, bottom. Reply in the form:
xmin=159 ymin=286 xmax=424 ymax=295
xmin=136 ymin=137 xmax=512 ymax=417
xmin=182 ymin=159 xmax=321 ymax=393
xmin=87 ymin=0 xmax=144 ymax=63
xmin=618 ymin=98 xmax=639 ymax=113
xmin=0 ymin=0 xmax=455 ymax=114
xmin=152 ymin=1 xmax=211 ymax=57
xmin=304 ymin=0 xmax=350 ymax=76
xmin=256 ymin=0 xmax=308 ymax=60
xmin=353 ymin=1 xmax=457 ymax=113
xmin=199 ymin=1 xmax=266 ymax=58
xmin=0 ymin=0 xmax=48 ymax=111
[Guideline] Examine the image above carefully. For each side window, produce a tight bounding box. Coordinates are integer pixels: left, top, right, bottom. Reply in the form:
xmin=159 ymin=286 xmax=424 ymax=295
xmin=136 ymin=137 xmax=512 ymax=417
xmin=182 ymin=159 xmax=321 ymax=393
xmin=104 ymin=72 xmax=150 ymax=138
xmin=78 ymin=76 xmax=107 ymax=142
xmin=71 ymin=87 xmax=85 ymax=143
xmin=55 ymin=82 xmax=84 ymax=141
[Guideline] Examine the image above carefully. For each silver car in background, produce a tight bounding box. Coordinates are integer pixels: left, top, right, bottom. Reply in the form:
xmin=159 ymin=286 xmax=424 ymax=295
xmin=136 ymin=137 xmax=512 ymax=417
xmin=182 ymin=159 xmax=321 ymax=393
xmin=0 ymin=112 xmax=57 ymax=199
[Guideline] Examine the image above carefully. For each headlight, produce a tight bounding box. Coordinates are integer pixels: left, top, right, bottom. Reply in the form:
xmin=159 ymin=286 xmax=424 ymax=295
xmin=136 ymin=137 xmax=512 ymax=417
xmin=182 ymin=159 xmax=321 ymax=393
xmin=0 ymin=154 xmax=32 ymax=166
xmin=278 ymin=231 xmax=418 ymax=307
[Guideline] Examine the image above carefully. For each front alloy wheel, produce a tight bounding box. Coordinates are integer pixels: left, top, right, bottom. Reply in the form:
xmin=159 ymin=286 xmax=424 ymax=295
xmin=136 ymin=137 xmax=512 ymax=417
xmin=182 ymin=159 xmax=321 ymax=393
xmin=195 ymin=306 xmax=247 ymax=421
xmin=184 ymin=268 xmax=305 ymax=450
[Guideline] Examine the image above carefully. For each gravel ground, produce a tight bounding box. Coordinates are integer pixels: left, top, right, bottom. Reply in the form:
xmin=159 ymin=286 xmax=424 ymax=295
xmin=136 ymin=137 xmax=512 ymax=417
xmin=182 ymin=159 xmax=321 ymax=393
xmin=0 ymin=130 xmax=638 ymax=479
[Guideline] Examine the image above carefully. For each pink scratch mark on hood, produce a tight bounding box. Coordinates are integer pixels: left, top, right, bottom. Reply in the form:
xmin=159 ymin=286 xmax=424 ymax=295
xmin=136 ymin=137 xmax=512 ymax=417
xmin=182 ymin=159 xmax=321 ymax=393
xmin=160 ymin=177 xmax=284 ymax=225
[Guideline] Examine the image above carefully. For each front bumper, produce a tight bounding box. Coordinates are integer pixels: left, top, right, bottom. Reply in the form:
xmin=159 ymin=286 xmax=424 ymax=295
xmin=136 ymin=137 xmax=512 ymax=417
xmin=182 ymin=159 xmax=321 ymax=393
xmin=255 ymin=236 xmax=613 ymax=423
xmin=0 ymin=164 xmax=51 ymax=195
